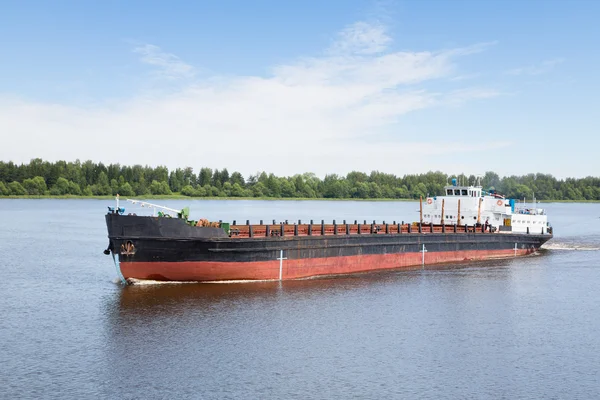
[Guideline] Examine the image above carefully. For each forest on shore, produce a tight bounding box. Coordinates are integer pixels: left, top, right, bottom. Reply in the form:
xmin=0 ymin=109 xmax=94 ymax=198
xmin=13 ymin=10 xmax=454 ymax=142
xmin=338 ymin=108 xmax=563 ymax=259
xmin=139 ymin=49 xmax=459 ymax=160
xmin=0 ymin=158 xmax=598 ymax=201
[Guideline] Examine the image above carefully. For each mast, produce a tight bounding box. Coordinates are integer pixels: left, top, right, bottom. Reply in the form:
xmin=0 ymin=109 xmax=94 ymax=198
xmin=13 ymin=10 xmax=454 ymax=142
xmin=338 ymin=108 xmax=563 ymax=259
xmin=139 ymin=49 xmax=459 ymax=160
xmin=419 ymin=196 xmax=423 ymax=225
xmin=457 ymin=199 xmax=461 ymax=226
xmin=477 ymin=197 xmax=482 ymax=224
xmin=441 ymin=199 xmax=445 ymax=225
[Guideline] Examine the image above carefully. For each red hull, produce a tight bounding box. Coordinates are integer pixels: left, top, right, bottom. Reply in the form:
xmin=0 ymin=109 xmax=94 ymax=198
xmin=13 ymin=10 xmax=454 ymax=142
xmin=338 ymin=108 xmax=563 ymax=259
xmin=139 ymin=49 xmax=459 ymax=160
xmin=120 ymin=248 xmax=536 ymax=282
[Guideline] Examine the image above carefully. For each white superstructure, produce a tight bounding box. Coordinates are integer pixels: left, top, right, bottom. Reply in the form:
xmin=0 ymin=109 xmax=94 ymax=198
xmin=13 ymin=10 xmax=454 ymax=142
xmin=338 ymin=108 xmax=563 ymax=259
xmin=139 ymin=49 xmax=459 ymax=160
xmin=420 ymin=179 xmax=550 ymax=234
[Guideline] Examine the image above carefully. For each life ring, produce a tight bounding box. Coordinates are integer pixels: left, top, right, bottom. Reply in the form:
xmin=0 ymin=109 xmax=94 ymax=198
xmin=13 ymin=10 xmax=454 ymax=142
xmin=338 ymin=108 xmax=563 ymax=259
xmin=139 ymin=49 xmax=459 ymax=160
xmin=497 ymin=200 xmax=503 ymax=206
xmin=427 ymin=198 xmax=433 ymax=205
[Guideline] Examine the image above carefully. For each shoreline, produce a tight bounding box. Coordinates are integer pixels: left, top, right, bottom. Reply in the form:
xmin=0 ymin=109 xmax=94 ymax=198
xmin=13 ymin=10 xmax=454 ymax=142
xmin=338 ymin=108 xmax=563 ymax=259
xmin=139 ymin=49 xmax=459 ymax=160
xmin=0 ymin=195 xmax=598 ymax=203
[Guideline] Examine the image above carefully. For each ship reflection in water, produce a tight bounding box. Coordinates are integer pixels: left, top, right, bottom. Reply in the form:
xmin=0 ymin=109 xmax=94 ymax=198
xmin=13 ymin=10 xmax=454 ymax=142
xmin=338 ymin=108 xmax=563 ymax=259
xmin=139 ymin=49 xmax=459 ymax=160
xmin=109 ymin=258 xmax=519 ymax=317
xmin=109 ymin=269 xmax=424 ymax=319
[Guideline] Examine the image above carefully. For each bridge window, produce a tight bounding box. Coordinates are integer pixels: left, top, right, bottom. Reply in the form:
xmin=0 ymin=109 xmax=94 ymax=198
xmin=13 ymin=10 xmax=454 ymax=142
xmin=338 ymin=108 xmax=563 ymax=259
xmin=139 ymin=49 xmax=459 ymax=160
xmin=462 ymin=190 xmax=467 ymax=195
xmin=447 ymin=189 xmax=453 ymax=195
xmin=454 ymin=189 xmax=460 ymax=195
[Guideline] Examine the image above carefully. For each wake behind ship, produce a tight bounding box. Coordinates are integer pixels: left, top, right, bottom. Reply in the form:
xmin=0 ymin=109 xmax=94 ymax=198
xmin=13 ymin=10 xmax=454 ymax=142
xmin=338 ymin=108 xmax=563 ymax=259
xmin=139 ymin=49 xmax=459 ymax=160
xmin=104 ymin=180 xmax=553 ymax=283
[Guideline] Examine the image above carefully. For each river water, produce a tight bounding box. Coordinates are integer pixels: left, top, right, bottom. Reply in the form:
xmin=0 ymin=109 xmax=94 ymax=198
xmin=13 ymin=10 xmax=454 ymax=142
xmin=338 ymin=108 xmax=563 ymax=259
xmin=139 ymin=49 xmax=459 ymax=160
xmin=1 ymin=199 xmax=599 ymax=399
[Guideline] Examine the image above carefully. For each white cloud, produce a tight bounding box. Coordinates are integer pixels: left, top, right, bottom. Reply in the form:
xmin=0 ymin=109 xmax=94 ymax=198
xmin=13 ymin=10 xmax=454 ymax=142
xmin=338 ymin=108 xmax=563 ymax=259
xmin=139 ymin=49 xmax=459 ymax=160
xmin=329 ymin=21 xmax=392 ymax=55
xmin=133 ymin=44 xmax=195 ymax=79
xmin=505 ymin=58 xmax=564 ymax=76
xmin=0 ymin=21 xmax=503 ymax=177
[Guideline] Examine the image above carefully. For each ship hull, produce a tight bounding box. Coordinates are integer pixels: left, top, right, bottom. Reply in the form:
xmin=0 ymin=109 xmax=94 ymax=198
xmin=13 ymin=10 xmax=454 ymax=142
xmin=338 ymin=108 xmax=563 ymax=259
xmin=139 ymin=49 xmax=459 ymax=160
xmin=119 ymin=248 xmax=537 ymax=282
xmin=106 ymin=214 xmax=551 ymax=282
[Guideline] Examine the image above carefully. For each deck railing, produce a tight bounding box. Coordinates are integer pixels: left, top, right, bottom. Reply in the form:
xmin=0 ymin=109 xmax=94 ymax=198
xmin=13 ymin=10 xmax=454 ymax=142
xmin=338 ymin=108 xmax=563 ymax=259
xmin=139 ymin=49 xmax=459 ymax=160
xmin=227 ymin=222 xmax=491 ymax=238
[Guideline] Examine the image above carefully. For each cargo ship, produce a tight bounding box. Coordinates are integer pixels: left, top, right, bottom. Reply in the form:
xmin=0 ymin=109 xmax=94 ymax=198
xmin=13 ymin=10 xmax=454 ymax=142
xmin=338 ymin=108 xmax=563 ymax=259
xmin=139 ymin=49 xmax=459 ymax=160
xmin=104 ymin=179 xmax=553 ymax=283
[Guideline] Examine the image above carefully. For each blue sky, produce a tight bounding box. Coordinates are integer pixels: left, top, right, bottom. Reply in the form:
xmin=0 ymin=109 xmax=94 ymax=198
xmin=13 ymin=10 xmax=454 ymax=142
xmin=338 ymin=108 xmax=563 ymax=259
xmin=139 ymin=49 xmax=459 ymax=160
xmin=1 ymin=0 xmax=598 ymax=178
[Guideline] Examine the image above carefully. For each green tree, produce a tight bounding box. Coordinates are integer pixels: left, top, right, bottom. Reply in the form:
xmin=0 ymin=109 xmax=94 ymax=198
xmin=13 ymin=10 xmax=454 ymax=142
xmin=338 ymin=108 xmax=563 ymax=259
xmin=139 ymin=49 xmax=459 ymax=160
xmin=118 ymin=182 xmax=135 ymax=196
xmin=91 ymin=172 xmax=111 ymax=195
xmin=149 ymin=180 xmax=172 ymax=195
xmin=181 ymin=185 xmax=196 ymax=196
xmin=182 ymin=167 xmax=196 ymax=187
xmin=352 ymin=182 xmax=370 ymax=198
xmin=369 ymin=182 xmax=382 ymax=199
xmin=252 ymin=182 xmax=267 ymax=197
xmin=110 ymin=179 xmax=119 ymax=195
xmin=68 ymin=181 xmax=82 ymax=195
xmin=22 ymin=176 xmax=47 ymax=195
xmin=198 ymin=168 xmax=212 ymax=187
xmin=8 ymin=181 xmax=26 ymax=195
xmin=0 ymin=181 xmax=9 ymax=195
xmin=196 ymin=186 xmax=208 ymax=197
xmin=265 ymin=173 xmax=281 ymax=197
xmin=219 ymin=168 xmax=230 ymax=185
xmin=222 ymin=182 xmax=233 ymax=196
xmin=230 ymin=183 xmax=246 ymax=197
xmin=230 ymin=172 xmax=245 ymax=186
xmin=50 ymin=177 xmax=70 ymax=195
xmin=169 ymin=169 xmax=185 ymax=192
xmin=280 ymin=180 xmax=296 ymax=198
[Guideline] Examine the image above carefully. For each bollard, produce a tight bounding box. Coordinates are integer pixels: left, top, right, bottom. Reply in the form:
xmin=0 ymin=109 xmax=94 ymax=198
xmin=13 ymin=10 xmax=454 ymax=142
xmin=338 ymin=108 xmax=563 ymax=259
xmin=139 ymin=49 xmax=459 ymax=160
xmin=249 ymin=225 xmax=253 ymax=237
xmin=266 ymin=225 xmax=270 ymax=237
xmin=357 ymin=224 xmax=362 ymax=234
xmin=294 ymin=225 xmax=298 ymax=236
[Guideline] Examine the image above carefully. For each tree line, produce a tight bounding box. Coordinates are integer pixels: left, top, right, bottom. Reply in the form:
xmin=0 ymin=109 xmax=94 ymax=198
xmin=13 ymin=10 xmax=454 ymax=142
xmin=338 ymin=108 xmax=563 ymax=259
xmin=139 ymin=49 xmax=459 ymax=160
xmin=0 ymin=158 xmax=598 ymax=201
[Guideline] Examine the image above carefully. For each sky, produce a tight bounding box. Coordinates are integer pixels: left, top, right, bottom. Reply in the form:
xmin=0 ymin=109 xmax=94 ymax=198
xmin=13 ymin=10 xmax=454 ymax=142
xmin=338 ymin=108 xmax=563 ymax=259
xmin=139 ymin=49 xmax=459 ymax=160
xmin=0 ymin=0 xmax=598 ymax=179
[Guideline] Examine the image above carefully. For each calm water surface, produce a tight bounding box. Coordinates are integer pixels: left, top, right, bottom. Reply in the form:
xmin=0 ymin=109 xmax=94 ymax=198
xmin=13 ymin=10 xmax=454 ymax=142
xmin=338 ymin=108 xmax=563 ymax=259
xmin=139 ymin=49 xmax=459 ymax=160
xmin=1 ymin=199 xmax=599 ymax=399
